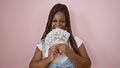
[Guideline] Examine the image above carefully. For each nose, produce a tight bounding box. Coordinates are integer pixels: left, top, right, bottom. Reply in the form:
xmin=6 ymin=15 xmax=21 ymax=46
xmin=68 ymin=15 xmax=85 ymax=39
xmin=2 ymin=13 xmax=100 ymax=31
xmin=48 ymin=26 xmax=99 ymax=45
xmin=56 ymin=21 xmax=61 ymax=26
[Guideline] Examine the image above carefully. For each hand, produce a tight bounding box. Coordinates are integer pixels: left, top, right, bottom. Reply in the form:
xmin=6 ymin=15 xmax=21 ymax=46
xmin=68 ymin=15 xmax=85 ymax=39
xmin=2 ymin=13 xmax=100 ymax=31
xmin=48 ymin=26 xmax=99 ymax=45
xmin=57 ymin=43 xmax=72 ymax=56
xmin=48 ymin=45 xmax=59 ymax=61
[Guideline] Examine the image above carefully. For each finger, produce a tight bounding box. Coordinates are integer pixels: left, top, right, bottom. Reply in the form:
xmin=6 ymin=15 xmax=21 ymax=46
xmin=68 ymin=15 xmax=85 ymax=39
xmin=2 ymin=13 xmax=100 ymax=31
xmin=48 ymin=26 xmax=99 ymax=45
xmin=52 ymin=43 xmax=60 ymax=47
xmin=54 ymin=49 xmax=59 ymax=54
xmin=54 ymin=44 xmax=61 ymax=48
xmin=51 ymin=45 xmax=57 ymax=48
xmin=52 ymin=47 xmax=59 ymax=54
xmin=59 ymin=49 xmax=65 ymax=55
xmin=58 ymin=45 xmax=66 ymax=49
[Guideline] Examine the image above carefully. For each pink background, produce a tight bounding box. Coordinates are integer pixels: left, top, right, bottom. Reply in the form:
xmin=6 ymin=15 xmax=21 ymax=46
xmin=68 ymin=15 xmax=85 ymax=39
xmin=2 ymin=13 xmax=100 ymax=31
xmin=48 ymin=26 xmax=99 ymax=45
xmin=0 ymin=0 xmax=120 ymax=68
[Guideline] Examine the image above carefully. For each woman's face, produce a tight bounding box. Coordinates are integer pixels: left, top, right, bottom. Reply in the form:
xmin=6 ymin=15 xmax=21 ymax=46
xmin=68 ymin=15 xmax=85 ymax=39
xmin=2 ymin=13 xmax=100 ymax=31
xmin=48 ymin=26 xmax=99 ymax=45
xmin=51 ymin=11 xmax=66 ymax=30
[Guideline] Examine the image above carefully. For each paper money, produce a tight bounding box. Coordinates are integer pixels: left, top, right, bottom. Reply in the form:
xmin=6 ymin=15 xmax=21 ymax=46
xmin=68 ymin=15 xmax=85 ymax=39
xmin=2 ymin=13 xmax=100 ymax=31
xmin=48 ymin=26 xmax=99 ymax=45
xmin=45 ymin=28 xmax=70 ymax=46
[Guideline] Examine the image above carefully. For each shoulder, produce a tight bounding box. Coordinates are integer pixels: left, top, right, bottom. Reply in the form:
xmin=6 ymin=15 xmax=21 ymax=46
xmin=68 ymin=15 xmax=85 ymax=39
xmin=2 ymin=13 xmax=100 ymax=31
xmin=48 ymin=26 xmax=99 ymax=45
xmin=37 ymin=39 xmax=45 ymax=44
xmin=36 ymin=39 xmax=45 ymax=50
xmin=74 ymin=36 xmax=83 ymax=47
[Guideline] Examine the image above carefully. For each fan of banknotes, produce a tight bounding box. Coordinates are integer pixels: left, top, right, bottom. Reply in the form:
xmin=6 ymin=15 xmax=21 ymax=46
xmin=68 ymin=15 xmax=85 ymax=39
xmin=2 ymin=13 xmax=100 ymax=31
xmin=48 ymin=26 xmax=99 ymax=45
xmin=45 ymin=28 xmax=70 ymax=46
xmin=44 ymin=28 xmax=70 ymax=64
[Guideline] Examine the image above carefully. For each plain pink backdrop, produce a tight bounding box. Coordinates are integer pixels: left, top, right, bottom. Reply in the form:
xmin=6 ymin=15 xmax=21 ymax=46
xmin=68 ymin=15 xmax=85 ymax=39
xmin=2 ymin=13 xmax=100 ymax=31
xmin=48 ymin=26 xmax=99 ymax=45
xmin=0 ymin=0 xmax=120 ymax=68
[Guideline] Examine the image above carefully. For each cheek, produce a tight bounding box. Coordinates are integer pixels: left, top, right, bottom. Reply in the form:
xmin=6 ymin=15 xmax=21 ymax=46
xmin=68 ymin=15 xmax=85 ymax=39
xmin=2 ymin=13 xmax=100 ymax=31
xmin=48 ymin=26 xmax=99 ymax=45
xmin=51 ymin=23 xmax=55 ymax=28
xmin=61 ymin=23 xmax=67 ymax=29
xmin=62 ymin=23 xmax=66 ymax=27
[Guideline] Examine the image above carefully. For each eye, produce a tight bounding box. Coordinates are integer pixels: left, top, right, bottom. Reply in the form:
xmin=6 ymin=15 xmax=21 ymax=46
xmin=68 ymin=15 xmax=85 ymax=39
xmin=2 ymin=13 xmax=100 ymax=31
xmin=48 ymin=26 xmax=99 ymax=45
xmin=52 ymin=20 xmax=57 ymax=22
xmin=61 ymin=20 xmax=65 ymax=23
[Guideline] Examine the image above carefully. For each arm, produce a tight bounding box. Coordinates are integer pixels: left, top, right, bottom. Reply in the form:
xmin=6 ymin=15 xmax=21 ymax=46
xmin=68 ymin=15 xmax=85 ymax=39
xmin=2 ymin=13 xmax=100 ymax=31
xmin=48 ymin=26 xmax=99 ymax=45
xmin=58 ymin=43 xmax=91 ymax=68
xmin=29 ymin=45 xmax=58 ymax=68
xmin=69 ymin=43 xmax=91 ymax=68
xmin=29 ymin=47 xmax=51 ymax=68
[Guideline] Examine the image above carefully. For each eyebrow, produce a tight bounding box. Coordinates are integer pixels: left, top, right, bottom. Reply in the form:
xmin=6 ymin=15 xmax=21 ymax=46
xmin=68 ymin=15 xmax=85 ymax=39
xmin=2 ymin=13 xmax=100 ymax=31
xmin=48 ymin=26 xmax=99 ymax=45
xmin=52 ymin=18 xmax=65 ymax=20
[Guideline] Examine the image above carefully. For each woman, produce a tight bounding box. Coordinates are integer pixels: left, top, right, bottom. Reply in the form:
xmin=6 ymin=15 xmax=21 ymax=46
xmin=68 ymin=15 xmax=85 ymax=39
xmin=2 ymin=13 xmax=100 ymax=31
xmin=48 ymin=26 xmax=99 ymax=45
xmin=29 ymin=3 xmax=91 ymax=68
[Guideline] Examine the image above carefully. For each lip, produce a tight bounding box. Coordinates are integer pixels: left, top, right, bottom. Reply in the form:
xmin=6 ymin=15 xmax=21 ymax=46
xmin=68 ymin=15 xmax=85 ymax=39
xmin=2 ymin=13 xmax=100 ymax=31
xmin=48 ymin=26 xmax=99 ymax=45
xmin=54 ymin=26 xmax=62 ymax=28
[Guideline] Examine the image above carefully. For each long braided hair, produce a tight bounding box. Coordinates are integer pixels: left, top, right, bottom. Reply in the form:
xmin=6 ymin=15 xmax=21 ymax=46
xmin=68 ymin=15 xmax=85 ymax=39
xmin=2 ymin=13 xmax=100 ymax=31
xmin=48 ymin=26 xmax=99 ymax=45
xmin=41 ymin=3 xmax=81 ymax=56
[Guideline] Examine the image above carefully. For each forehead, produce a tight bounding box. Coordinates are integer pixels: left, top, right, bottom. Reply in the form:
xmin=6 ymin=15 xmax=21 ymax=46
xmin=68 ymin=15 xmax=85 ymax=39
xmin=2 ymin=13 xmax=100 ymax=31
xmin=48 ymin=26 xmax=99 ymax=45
xmin=53 ymin=11 xmax=65 ymax=19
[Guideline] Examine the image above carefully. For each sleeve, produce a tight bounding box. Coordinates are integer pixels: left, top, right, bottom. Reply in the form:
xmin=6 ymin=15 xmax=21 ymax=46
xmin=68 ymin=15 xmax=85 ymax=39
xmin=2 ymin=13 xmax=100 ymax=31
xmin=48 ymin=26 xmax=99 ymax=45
xmin=36 ymin=39 xmax=44 ymax=51
xmin=74 ymin=36 xmax=83 ymax=47
xmin=36 ymin=39 xmax=48 ymax=58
